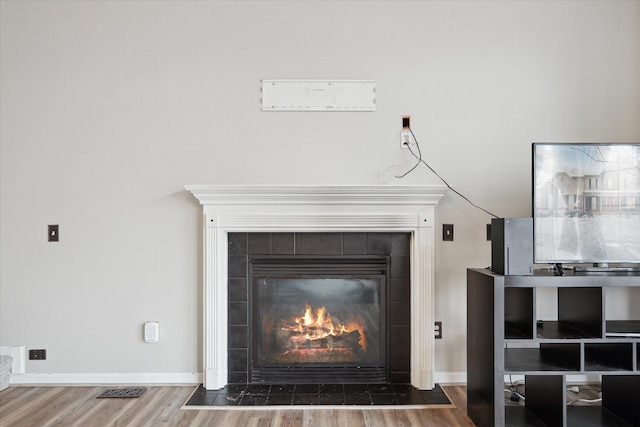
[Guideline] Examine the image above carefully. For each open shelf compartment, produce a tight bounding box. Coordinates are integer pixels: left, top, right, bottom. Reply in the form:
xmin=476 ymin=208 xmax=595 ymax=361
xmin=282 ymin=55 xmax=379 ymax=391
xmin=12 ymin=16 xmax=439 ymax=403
xmin=585 ymin=343 xmax=634 ymax=372
xmin=505 ymin=344 xmax=581 ymax=373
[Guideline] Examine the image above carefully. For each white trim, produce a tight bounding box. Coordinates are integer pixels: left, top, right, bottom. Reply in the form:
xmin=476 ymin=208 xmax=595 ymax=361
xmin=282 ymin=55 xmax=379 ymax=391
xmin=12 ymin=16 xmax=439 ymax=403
xmin=10 ymin=372 xmax=202 ymax=385
xmin=434 ymin=371 xmax=467 ymax=385
xmin=186 ymin=185 xmax=446 ymax=390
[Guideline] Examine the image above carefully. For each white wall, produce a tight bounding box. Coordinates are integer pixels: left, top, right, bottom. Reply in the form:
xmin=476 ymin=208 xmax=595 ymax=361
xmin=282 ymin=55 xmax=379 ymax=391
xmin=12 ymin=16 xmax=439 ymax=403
xmin=1 ymin=0 xmax=639 ymax=382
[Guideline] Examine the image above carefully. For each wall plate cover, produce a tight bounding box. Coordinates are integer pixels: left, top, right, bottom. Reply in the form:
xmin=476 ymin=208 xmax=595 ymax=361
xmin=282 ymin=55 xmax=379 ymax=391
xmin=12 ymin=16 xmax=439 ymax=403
xmin=144 ymin=321 xmax=159 ymax=343
xmin=443 ymin=224 xmax=454 ymax=241
xmin=261 ymin=79 xmax=376 ymax=111
xmin=48 ymin=225 xmax=59 ymax=242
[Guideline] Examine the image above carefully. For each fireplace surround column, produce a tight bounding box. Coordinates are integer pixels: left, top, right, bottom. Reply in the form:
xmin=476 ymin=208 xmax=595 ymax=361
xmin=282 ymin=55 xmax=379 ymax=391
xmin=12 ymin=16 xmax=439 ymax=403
xmin=186 ymin=185 xmax=446 ymax=390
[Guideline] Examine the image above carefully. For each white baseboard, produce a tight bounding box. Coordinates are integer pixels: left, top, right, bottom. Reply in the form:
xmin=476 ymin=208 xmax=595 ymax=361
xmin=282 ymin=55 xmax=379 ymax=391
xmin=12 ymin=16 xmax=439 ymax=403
xmin=9 ymin=371 xmax=464 ymax=387
xmin=10 ymin=372 xmax=202 ymax=385
xmin=434 ymin=371 xmax=467 ymax=385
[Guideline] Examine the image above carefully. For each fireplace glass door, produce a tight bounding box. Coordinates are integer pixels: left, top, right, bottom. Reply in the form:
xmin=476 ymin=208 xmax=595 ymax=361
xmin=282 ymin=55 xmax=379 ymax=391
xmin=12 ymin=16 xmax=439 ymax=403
xmin=250 ymin=256 xmax=388 ymax=383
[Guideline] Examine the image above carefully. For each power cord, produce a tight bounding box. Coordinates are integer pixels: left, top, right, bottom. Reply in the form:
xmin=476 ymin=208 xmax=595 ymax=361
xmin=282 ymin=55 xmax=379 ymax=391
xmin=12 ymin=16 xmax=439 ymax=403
xmin=567 ymin=385 xmax=602 ymax=406
xmin=396 ymin=128 xmax=499 ymax=218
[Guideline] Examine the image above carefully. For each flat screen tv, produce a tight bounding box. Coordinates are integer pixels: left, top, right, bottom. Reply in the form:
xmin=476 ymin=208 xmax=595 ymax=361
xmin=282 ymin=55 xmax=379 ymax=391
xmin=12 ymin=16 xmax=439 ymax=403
xmin=532 ymin=143 xmax=640 ymax=265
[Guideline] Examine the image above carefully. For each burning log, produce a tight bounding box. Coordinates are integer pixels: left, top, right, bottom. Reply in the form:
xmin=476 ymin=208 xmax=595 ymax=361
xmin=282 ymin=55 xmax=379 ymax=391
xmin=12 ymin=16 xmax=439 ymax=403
xmin=276 ymin=303 xmax=366 ymax=359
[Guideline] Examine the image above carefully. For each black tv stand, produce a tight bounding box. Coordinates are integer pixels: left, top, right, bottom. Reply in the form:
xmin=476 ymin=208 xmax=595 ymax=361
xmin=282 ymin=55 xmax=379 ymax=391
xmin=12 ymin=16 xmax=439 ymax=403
xmin=574 ymin=266 xmax=640 ymax=274
xmin=467 ymin=268 xmax=640 ymax=427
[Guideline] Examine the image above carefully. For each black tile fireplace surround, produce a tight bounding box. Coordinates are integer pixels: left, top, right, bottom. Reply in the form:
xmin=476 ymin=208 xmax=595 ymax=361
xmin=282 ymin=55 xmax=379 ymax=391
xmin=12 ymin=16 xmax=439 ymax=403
xmin=227 ymin=232 xmax=412 ymax=385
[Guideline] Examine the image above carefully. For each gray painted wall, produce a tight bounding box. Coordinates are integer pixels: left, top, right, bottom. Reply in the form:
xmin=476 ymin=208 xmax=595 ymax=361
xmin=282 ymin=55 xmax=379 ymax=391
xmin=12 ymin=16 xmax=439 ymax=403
xmin=1 ymin=0 xmax=639 ymax=380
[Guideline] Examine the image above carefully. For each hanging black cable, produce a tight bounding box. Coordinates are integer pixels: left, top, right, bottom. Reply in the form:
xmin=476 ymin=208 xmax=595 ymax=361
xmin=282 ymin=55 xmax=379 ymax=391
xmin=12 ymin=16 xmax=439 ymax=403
xmin=395 ymin=128 xmax=499 ymax=218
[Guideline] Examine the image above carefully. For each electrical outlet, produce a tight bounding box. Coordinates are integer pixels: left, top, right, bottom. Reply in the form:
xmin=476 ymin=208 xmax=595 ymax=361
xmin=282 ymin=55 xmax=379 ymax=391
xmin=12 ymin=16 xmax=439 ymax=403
xmin=434 ymin=321 xmax=442 ymax=339
xmin=400 ymin=129 xmax=412 ymax=148
xmin=400 ymin=115 xmax=413 ymax=148
xmin=443 ymin=224 xmax=454 ymax=241
xmin=29 ymin=349 xmax=46 ymax=360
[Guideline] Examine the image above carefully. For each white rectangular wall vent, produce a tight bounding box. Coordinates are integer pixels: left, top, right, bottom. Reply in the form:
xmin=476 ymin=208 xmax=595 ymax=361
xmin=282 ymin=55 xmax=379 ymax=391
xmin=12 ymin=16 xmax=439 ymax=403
xmin=261 ymin=79 xmax=376 ymax=111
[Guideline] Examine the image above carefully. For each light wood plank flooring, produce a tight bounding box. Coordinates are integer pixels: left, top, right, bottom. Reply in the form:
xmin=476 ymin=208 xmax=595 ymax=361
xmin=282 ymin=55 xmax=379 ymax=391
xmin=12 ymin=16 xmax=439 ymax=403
xmin=0 ymin=384 xmax=475 ymax=426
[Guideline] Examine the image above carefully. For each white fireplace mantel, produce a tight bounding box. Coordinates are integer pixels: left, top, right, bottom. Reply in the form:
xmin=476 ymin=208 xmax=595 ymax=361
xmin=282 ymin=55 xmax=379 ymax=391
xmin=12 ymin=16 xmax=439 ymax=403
xmin=186 ymin=185 xmax=446 ymax=390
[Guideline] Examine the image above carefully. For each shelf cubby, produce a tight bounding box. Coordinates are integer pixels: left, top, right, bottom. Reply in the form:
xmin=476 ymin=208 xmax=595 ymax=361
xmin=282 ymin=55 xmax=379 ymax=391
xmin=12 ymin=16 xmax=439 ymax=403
xmin=584 ymin=343 xmax=634 ymax=372
xmin=505 ymin=344 xmax=581 ymax=373
xmin=505 ymin=287 xmax=534 ymax=339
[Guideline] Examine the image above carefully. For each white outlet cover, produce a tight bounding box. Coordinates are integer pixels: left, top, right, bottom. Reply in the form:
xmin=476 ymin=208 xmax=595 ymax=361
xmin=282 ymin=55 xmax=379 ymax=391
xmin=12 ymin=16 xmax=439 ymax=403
xmin=144 ymin=321 xmax=159 ymax=343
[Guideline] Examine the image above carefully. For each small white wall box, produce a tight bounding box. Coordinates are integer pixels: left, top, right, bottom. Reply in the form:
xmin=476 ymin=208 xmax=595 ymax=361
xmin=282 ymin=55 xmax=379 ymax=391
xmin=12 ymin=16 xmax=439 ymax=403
xmin=144 ymin=321 xmax=159 ymax=343
xmin=261 ymin=79 xmax=376 ymax=111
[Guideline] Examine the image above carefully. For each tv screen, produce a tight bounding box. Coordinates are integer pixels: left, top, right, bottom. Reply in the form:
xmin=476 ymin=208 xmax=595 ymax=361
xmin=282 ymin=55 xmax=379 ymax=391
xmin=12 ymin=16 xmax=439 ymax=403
xmin=532 ymin=143 xmax=640 ymax=264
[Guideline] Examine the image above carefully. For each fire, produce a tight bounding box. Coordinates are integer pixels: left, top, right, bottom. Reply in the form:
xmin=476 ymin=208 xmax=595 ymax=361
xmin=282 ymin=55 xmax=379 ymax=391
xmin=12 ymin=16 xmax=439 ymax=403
xmin=282 ymin=303 xmax=366 ymax=351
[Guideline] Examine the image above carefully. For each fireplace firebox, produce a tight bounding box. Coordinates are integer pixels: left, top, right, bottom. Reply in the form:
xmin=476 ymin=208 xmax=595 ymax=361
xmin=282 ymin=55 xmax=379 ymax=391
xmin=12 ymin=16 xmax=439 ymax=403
xmin=250 ymin=256 xmax=388 ymax=383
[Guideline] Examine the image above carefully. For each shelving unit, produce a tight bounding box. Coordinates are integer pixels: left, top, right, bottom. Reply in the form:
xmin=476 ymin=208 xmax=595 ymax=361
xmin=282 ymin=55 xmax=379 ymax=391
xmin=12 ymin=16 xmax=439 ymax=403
xmin=467 ymin=268 xmax=640 ymax=427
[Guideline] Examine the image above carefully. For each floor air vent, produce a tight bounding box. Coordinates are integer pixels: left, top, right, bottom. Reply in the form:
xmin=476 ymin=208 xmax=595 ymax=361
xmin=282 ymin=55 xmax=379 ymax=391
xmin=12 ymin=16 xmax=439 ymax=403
xmin=97 ymin=388 xmax=147 ymax=398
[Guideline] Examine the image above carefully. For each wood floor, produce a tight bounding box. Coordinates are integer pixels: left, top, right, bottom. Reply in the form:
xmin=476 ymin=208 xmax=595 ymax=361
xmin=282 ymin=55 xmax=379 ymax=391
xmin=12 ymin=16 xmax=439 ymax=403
xmin=0 ymin=384 xmax=476 ymax=426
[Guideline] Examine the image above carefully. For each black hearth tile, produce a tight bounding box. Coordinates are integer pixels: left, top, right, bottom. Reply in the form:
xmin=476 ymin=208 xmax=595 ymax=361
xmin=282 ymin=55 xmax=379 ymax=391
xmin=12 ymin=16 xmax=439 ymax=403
xmin=246 ymin=384 xmax=271 ymax=395
xmin=239 ymin=395 xmax=269 ymax=406
xmin=390 ymin=278 xmax=410 ymax=303
xmin=293 ymin=393 xmax=319 ymax=405
xmin=270 ymin=384 xmax=296 ymax=394
xmin=419 ymin=385 xmax=451 ymax=405
xmin=228 ymin=255 xmax=247 ymax=278
xmin=272 ymin=233 xmax=295 ymax=254
xmin=390 ymin=233 xmax=410 ymax=256
xmin=390 ymin=302 xmax=411 ymax=326
xmin=370 ymin=393 xmax=398 ymax=405
xmin=367 ymin=383 xmax=393 ymax=394
xmin=248 ymin=233 xmax=272 ymax=254
xmin=186 ymin=392 xmax=219 ymax=406
xmin=343 ymin=233 xmax=366 ymax=254
xmin=395 ymin=390 xmax=426 ymax=405
xmin=344 ymin=394 xmax=372 ymax=405
xmin=228 ymin=278 xmax=248 ymax=301
xmin=228 ymin=325 xmax=248 ymax=348
xmin=185 ymin=383 xmax=450 ymax=408
xmin=212 ymin=393 xmax=242 ymax=406
xmin=318 ymin=383 xmax=344 ymax=394
xmin=343 ymin=384 xmax=370 ymax=395
xmin=366 ymin=233 xmax=390 ymax=254
xmin=390 ymin=255 xmax=410 ymax=279
xmin=390 ymin=383 xmax=414 ymax=394
xmin=319 ymin=393 xmax=345 ymax=405
xmin=294 ymin=383 xmax=319 ymax=394
xmin=319 ymin=233 xmax=343 ymax=255
xmin=295 ymin=233 xmax=319 ymax=254
xmin=228 ymin=350 xmax=248 ymax=372
xmin=266 ymin=394 xmax=294 ymax=405
xmin=228 ymin=301 xmax=247 ymax=325
xmin=189 ymin=385 xmax=207 ymax=396
xmin=222 ymin=384 xmax=248 ymax=394
xmin=228 ymin=233 xmax=248 ymax=255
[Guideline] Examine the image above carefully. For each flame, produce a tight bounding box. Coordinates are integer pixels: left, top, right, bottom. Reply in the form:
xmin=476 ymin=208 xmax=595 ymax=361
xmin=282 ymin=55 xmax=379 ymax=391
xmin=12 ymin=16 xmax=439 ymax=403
xmin=284 ymin=303 xmax=366 ymax=351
